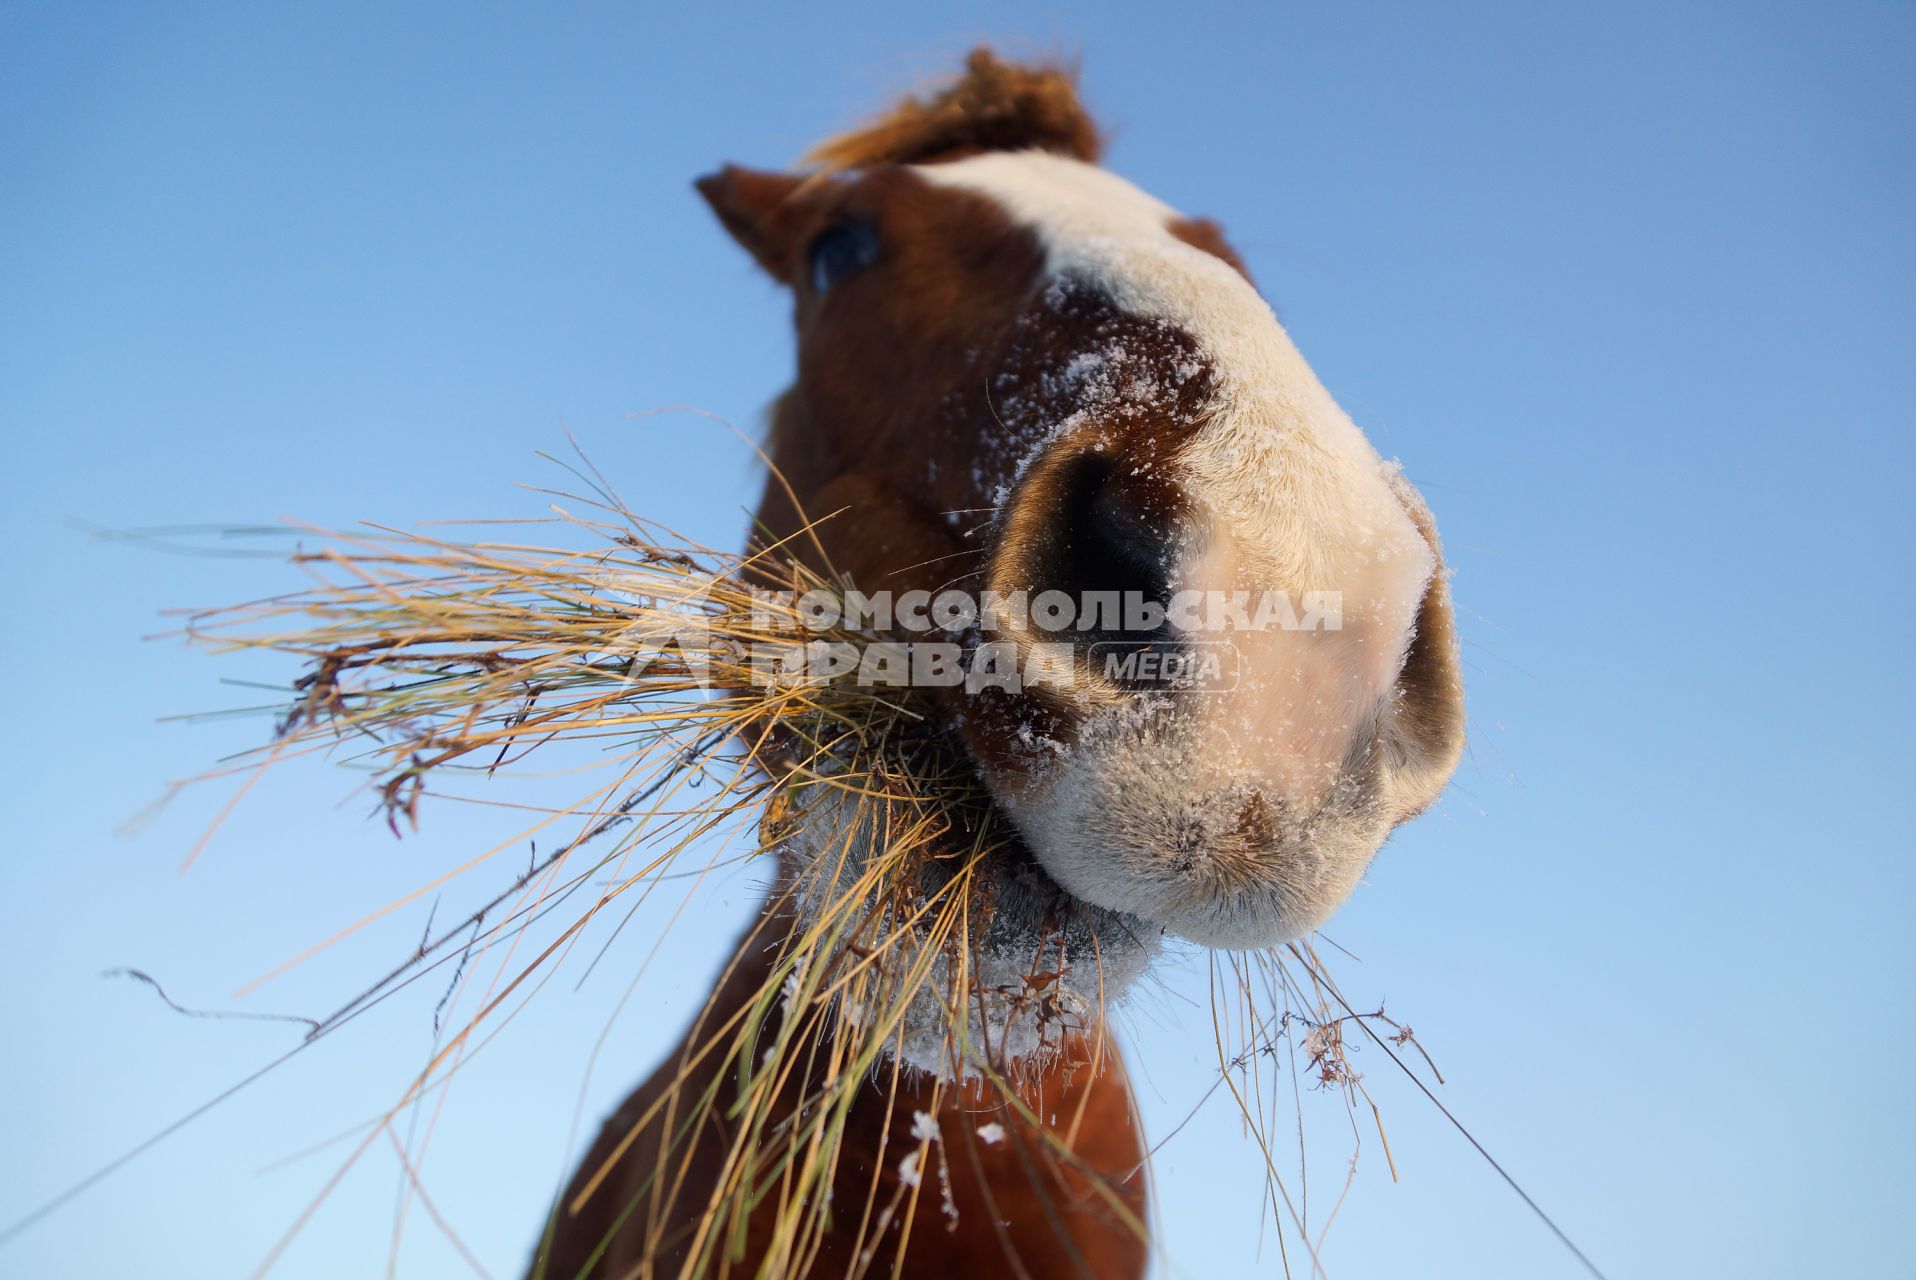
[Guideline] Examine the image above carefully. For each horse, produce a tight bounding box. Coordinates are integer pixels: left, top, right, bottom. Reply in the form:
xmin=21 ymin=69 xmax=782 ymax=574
xmin=532 ymin=48 xmax=1464 ymax=1279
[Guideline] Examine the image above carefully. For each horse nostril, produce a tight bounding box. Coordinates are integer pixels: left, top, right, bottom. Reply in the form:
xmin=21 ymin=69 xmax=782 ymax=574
xmin=1030 ymin=452 xmax=1189 ymax=656
xmin=1079 ymin=474 xmax=1174 ymax=612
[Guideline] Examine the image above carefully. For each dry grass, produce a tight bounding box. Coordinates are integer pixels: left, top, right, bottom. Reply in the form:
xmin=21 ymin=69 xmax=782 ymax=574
xmin=163 ymin=475 xmax=1434 ymax=1279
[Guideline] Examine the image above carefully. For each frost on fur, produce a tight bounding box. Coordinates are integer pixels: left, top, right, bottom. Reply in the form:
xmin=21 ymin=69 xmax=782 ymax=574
xmin=770 ymin=773 xmax=1159 ymax=1078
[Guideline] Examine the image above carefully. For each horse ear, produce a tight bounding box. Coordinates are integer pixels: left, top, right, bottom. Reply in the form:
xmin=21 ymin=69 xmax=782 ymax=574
xmin=695 ymin=165 xmax=812 ymax=280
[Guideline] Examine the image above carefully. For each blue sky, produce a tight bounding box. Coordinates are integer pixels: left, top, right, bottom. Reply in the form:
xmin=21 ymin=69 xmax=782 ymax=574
xmin=3 ymin=3 xmax=1912 ymax=1276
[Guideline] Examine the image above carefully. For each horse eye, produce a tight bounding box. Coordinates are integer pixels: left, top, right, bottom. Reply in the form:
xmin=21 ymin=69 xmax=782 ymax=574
xmin=808 ymin=219 xmax=880 ymax=294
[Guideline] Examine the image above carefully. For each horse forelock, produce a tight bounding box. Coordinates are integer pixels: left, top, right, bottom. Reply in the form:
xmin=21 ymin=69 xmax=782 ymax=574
xmin=804 ymin=47 xmax=1100 ymax=173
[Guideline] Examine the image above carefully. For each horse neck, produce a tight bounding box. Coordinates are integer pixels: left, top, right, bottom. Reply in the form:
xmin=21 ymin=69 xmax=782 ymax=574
xmin=714 ymin=894 xmax=1152 ymax=1277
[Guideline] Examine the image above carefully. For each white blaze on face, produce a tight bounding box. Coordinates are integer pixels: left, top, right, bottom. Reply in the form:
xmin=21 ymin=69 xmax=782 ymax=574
xmin=916 ymin=151 xmax=1438 ymax=947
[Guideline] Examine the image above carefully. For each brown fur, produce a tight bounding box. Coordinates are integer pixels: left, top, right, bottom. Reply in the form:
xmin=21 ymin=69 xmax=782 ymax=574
xmin=1168 ymin=215 xmax=1254 ymax=281
xmin=538 ymin=920 xmax=1148 ymax=1280
xmin=805 ymin=48 xmax=1100 ymax=172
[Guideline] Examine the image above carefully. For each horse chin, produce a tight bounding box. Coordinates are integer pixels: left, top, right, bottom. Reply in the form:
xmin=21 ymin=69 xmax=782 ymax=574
xmin=774 ymin=776 xmax=1161 ymax=1079
xmin=944 ymin=822 xmax=1164 ymax=1069
xmin=983 ymin=701 xmax=1393 ymax=953
xmin=1012 ymin=792 xmax=1376 ymax=953
xmin=1001 ymin=780 xmax=1380 ymax=953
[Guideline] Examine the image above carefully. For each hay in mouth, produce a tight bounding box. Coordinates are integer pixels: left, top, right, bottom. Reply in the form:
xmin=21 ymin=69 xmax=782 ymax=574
xmin=176 ymin=488 xmax=1165 ymax=1268
xmin=165 ymin=474 xmax=1431 ymax=1278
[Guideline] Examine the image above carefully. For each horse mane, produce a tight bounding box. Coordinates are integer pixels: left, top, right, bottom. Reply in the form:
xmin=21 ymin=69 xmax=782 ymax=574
xmin=804 ymin=47 xmax=1101 ymax=171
